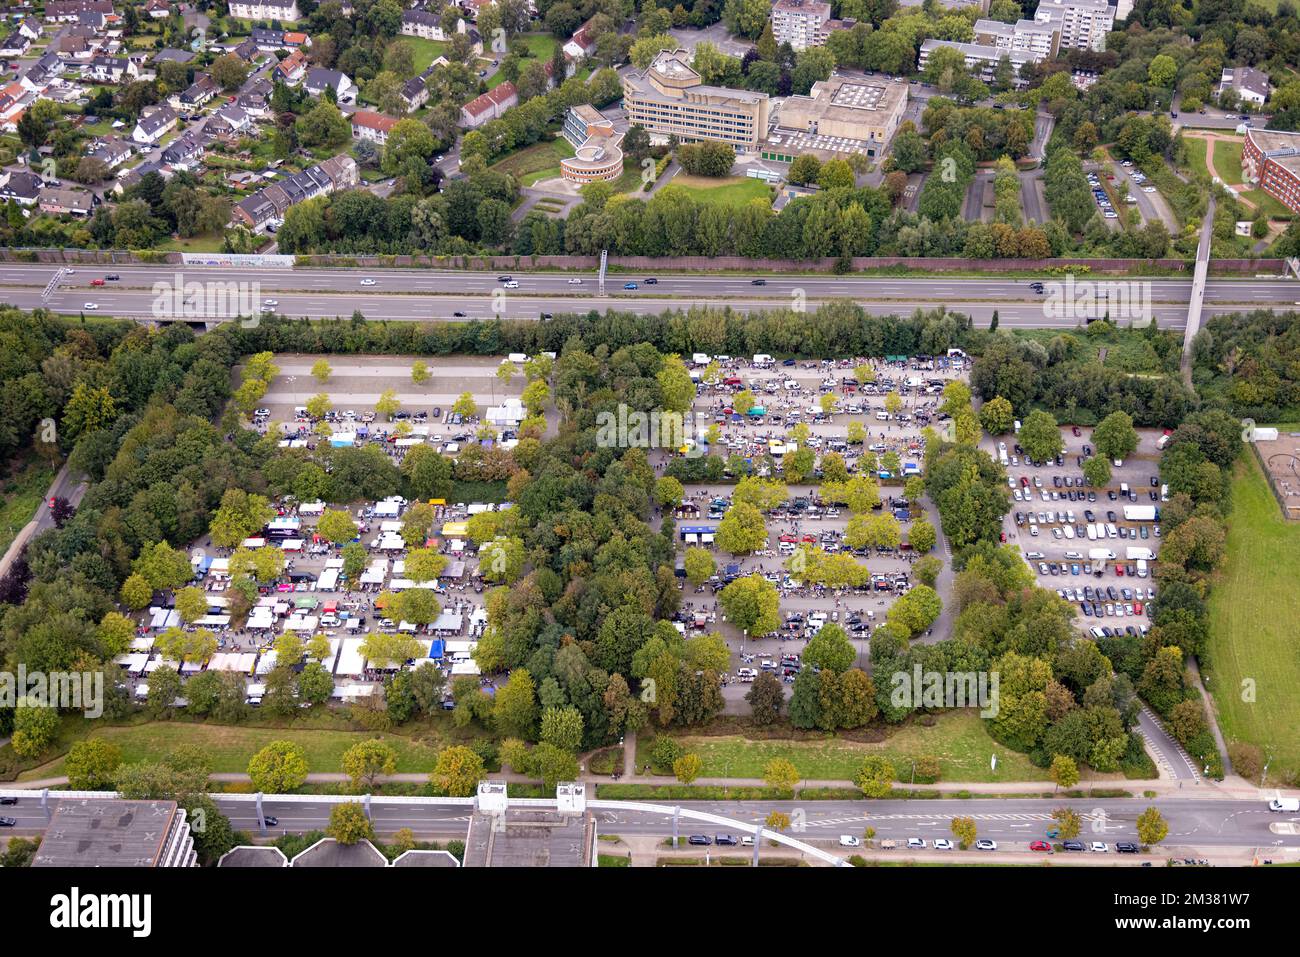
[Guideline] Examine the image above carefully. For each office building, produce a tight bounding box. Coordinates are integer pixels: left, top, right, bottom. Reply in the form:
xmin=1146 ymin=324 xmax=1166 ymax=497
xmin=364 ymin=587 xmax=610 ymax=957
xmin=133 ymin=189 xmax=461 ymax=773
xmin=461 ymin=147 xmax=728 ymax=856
xmin=765 ymin=75 xmax=908 ymax=162
xmin=622 ymin=48 xmax=770 ymax=150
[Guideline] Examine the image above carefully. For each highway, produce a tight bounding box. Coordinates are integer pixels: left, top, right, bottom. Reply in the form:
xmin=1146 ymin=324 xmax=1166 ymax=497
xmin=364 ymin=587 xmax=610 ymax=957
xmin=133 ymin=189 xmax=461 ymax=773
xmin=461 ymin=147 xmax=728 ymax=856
xmin=0 ymin=263 xmax=1296 ymax=328
xmin=2 ymin=794 xmax=1297 ymax=850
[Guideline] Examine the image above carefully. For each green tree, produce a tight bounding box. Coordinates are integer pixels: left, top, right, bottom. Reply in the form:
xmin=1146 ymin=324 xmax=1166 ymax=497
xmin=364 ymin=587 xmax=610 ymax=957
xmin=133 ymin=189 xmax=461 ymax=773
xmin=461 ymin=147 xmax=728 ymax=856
xmin=1137 ymin=806 xmax=1168 ymax=846
xmin=327 ymin=802 xmax=375 ymax=845
xmin=311 ymin=358 xmax=332 ymax=382
xmin=673 ymin=752 xmax=702 ymax=784
xmin=719 ymin=574 xmax=780 ymax=636
xmin=979 ymin=395 xmax=1014 ymax=435
xmin=683 ymin=546 xmax=716 ymax=586
xmin=540 ymin=705 xmax=584 ymax=753
xmin=1050 ymin=754 xmax=1079 ymax=790
xmin=494 ymin=668 xmax=538 ymax=739
xmin=909 ymin=518 xmax=937 ymax=554
xmin=1092 ymin=411 xmax=1139 ymax=463
xmin=855 ymin=755 xmax=896 ymax=798
xmin=1082 ymin=456 xmax=1111 ymax=487
xmin=341 ymin=739 xmax=398 ymax=792
xmin=950 ymin=815 xmax=977 ymax=849
xmin=316 ymin=509 xmax=358 ymax=544
xmin=432 ymin=745 xmax=486 ymax=796
xmin=1052 ymin=806 xmax=1081 ymax=839
xmin=247 ymin=741 xmax=309 ymax=793
xmin=763 ymin=757 xmax=799 ymax=793
xmin=1019 ymin=409 xmax=1064 ymax=463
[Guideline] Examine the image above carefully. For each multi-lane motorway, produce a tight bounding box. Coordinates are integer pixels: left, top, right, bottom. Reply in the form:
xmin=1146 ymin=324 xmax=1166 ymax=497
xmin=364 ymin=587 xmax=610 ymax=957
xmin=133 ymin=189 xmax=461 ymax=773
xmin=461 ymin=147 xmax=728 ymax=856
xmin=2 ymin=794 xmax=1295 ymax=850
xmin=1 ymin=263 xmax=1296 ymax=327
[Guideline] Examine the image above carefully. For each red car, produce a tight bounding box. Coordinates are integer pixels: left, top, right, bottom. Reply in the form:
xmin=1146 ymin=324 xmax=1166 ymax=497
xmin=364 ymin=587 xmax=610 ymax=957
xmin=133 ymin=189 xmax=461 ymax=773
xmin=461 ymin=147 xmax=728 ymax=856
xmin=1115 ymin=566 xmax=1125 ymax=577
xmin=1134 ymin=602 xmax=1144 ymax=614
xmin=999 ymin=531 xmax=1007 ymax=543
xmin=1030 ymin=840 xmax=1052 ymax=852
xmin=90 ymin=278 xmax=105 ymax=286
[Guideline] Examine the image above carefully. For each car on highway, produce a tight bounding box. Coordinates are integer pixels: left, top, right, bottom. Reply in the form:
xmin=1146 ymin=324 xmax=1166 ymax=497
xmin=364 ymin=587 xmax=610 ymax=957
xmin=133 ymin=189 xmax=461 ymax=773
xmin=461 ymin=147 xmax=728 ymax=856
xmin=540 ymin=312 xmax=554 ymax=320
xmin=452 ymin=311 xmax=466 ymax=317
xmin=503 ymin=280 xmax=519 ymax=289
xmin=0 ymin=816 xmax=14 ymax=827
xmin=263 ymin=816 xmax=279 ymax=827
xmin=264 ymin=299 xmax=278 ymax=307
xmin=104 ymin=274 xmax=119 ymax=281
xmin=83 ymin=302 xmax=99 ymax=309
xmin=623 ymin=282 xmax=639 ymax=290
xmin=1062 ymin=840 xmax=1086 ymax=851
xmin=0 ymin=797 xmax=16 ymax=805
xmin=1029 ymin=840 xmax=1051 ymax=852
xmin=751 ymin=278 xmax=767 ymax=285
xmin=360 ymin=278 xmax=377 ymax=286
xmin=643 ymin=277 xmax=658 ymax=284
xmin=1030 ymin=281 xmax=1045 ymax=293
xmin=839 ymin=835 xmax=861 ymax=847
xmin=497 ymin=275 xmax=512 ymax=282
xmin=90 ymin=278 xmax=104 ymax=286
xmin=568 ymin=278 xmax=583 ymax=284
xmin=975 ymin=839 xmax=997 ymax=851
xmin=1090 ymin=842 xmax=1108 ymax=852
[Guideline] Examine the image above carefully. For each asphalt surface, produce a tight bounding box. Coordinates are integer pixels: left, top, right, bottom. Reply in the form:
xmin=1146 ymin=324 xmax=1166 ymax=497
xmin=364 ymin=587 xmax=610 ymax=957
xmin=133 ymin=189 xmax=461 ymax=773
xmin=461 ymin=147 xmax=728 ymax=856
xmin=6 ymin=265 xmax=1300 ymax=329
xmin=3 ymin=794 xmax=1296 ymax=850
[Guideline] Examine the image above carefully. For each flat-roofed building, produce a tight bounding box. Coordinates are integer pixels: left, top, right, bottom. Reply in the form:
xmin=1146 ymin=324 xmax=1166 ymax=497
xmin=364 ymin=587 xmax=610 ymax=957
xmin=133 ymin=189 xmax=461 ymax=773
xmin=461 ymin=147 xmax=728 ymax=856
xmin=770 ymin=0 xmax=831 ymax=51
xmin=32 ymin=799 xmax=197 ymax=868
xmin=622 ymin=48 xmax=770 ymax=151
xmin=1243 ymin=127 xmax=1300 ymax=213
xmin=560 ymin=103 xmax=623 ymax=183
xmin=1033 ymin=0 xmax=1113 ymax=52
xmin=765 ymin=75 xmax=908 ymax=162
xmin=918 ymin=38 xmax=1037 ymax=87
xmin=973 ymin=17 xmax=1059 ymax=59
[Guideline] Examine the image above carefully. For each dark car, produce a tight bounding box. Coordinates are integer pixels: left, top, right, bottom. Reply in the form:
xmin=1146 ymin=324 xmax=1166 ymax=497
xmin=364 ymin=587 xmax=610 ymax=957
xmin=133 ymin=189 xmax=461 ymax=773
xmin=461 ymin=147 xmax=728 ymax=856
xmin=687 ymin=835 xmax=712 ymax=846
xmin=0 ymin=817 xmax=15 ymax=827
xmin=751 ymin=278 xmax=767 ymax=285
xmin=715 ymin=834 xmax=738 ymax=846
xmin=452 ymin=311 xmax=467 ymax=318
xmin=643 ymin=277 xmax=658 ymax=284
xmin=496 ymin=275 xmax=512 ymax=282
xmin=1116 ymin=842 xmax=1139 ymax=853
xmin=104 ymin=273 xmax=120 ymax=281
xmin=1030 ymin=282 xmax=1045 ymax=293
xmin=263 ymin=816 xmax=279 ymax=827
xmin=1062 ymin=840 xmax=1085 ymax=851
xmin=782 ymin=358 xmax=797 ymax=366
xmin=0 ymin=797 xmax=16 ymax=805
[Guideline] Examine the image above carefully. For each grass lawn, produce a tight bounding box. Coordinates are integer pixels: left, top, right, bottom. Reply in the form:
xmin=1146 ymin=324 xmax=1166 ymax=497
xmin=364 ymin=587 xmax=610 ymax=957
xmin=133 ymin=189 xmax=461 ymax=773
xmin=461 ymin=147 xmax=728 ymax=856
xmin=1181 ymin=135 xmax=1208 ymax=177
xmin=0 ymin=456 xmax=55 ymax=556
xmin=1242 ymin=188 xmax=1293 ymax=221
xmin=490 ymin=138 xmax=573 ymax=185
xmin=646 ymin=711 xmax=1053 ymax=783
xmin=153 ymin=232 xmax=228 ymax=253
xmin=1212 ymin=139 xmax=1244 ymax=185
xmin=403 ymin=36 xmax=447 ymax=74
xmin=1206 ymin=452 xmax=1300 ymax=782
xmin=1011 ymin=325 xmax=1180 ymax=377
xmin=664 ymin=175 xmax=773 ymax=208
xmin=14 ymin=719 xmax=458 ymax=783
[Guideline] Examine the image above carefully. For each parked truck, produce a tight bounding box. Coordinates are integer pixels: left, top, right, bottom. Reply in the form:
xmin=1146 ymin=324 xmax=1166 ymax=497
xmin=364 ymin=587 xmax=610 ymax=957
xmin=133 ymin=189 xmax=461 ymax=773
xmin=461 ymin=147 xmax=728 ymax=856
xmin=1269 ymin=798 xmax=1300 ymax=812
xmin=1125 ymin=546 xmax=1156 ymax=561
xmin=1123 ymin=505 xmax=1160 ymax=521
xmin=1088 ymin=548 xmax=1117 ymax=561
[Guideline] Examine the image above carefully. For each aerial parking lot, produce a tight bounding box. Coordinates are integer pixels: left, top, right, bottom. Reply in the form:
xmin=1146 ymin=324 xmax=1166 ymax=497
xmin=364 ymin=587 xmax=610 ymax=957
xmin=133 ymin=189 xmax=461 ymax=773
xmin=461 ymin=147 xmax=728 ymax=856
xmin=659 ymin=351 xmax=972 ymax=705
xmin=995 ymin=426 xmax=1169 ymax=638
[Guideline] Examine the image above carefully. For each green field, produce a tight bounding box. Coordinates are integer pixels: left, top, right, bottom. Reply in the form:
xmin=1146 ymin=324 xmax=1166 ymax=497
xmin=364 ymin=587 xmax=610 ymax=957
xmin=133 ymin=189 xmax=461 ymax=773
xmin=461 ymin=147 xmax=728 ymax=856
xmin=14 ymin=719 xmax=464 ymax=783
xmin=664 ymin=175 xmax=774 ymax=208
xmin=1242 ymin=188 xmax=1293 ymax=221
xmin=489 ymin=138 xmax=574 ymax=186
xmin=1212 ymin=139 xmax=1245 ymax=185
xmin=153 ymin=232 xmax=228 ymax=253
xmin=1206 ymin=452 xmax=1300 ymax=782
xmin=0 ymin=458 xmax=54 ymax=556
xmin=403 ymin=36 xmax=447 ymax=74
xmin=1181 ymin=135 xmax=1208 ymax=175
xmin=644 ymin=712 xmax=1056 ymax=784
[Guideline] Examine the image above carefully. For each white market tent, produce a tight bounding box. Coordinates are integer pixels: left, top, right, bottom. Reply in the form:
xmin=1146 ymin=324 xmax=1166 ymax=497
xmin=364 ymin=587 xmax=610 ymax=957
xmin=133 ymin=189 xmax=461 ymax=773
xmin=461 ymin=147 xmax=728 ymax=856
xmin=335 ymin=637 xmax=367 ymax=677
xmin=255 ymin=650 xmax=279 ymax=675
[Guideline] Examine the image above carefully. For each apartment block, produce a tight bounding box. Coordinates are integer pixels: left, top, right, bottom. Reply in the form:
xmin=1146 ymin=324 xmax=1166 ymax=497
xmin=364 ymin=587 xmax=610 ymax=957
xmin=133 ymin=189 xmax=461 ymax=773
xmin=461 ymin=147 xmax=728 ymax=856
xmin=1033 ymin=0 xmax=1113 ymax=53
xmin=918 ymin=39 xmax=1036 ymax=87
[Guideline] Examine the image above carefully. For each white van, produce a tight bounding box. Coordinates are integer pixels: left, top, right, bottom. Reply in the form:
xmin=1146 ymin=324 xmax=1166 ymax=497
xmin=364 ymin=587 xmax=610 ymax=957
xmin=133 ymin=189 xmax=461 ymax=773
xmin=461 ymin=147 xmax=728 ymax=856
xmin=1136 ymin=559 xmax=1149 ymax=578
xmin=507 ymin=352 xmax=528 ymax=363
xmin=1160 ymin=484 xmax=1169 ymax=502
xmin=1106 ymin=523 xmax=1118 ymax=538
xmin=1087 ymin=524 xmax=1097 ymax=540
xmin=875 ymin=411 xmax=890 ymax=421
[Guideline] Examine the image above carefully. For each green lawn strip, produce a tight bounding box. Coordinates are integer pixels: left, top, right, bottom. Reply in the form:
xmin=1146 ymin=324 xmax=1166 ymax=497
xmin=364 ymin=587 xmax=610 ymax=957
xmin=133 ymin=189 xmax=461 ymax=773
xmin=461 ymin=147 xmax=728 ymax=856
xmin=1212 ymin=139 xmax=1244 ymax=185
xmin=490 ymin=138 xmax=574 ymax=183
xmin=1205 ymin=452 xmax=1300 ymax=780
xmin=664 ymin=174 xmax=773 ymax=208
xmin=639 ymin=712 xmax=1055 ymax=784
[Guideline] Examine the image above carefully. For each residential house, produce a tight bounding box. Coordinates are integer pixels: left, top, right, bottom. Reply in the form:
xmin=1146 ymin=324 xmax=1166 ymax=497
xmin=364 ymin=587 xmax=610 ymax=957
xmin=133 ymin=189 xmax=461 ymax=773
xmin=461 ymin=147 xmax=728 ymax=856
xmin=152 ymin=47 xmax=195 ymax=66
xmin=21 ymin=51 xmax=64 ymax=93
xmin=86 ymin=134 xmax=133 ymax=169
xmin=1220 ymin=66 xmax=1271 ymax=107
xmin=303 ymin=67 xmax=356 ymax=102
xmin=351 ymin=109 xmax=399 ymax=145
xmin=319 ymin=154 xmax=358 ymax=190
xmin=459 ymin=81 xmax=517 ymax=129
xmin=250 ymin=27 xmax=286 ymax=49
xmin=274 ymin=49 xmax=307 ymax=84
xmin=43 ymin=0 xmax=113 ymax=22
xmin=399 ymin=73 xmax=429 ymax=111
xmin=0 ymin=30 xmax=31 ymax=57
xmin=227 ymin=0 xmax=301 ymax=21
xmin=38 ymin=186 xmax=95 ymax=216
xmin=230 ymin=37 xmax=260 ymax=61
xmin=0 ymin=169 xmax=42 ymax=205
xmin=146 ymin=0 xmax=171 ymax=17
xmin=19 ymin=17 xmax=41 ymax=41
xmin=208 ymin=103 xmax=251 ymax=136
xmin=83 ymin=55 xmax=133 ymax=83
xmin=178 ymin=72 xmax=219 ymax=109
xmin=0 ymin=82 xmax=30 ymax=131
xmin=161 ymin=132 xmax=204 ymax=170
xmin=284 ymin=31 xmax=309 ymax=47
xmin=114 ymin=159 xmax=162 ymax=194
xmin=231 ymin=154 xmax=355 ymax=230
xmin=401 ymin=8 xmax=447 ymax=40
xmin=132 ymin=103 xmax=177 ymax=145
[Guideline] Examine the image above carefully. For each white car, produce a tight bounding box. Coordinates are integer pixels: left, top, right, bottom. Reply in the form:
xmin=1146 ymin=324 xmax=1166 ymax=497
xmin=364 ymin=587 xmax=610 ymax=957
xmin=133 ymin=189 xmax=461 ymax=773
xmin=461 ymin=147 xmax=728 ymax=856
xmin=359 ymin=278 xmax=377 ymax=286
xmin=1142 ymin=186 xmax=1156 ymax=193
xmin=567 ymin=278 xmax=583 ymax=284
xmin=933 ymin=838 xmax=954 ymax=850
xmin=264 ymin=299 xmax=278 ymax=307
xmin=839 ymin=835 xmax=861 ymax=847
xmin=907 ymin=838 xmax=927 ymax=849
xmin=1090 ymin=842 xmax=1108 ymax=852
xmin=83 ymin=302 xmax=99 ymax=310
xmin=503 ymin=280 xmax=519 ymax=289
xmin=975 ymin=839 xmax=997 ymax=851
